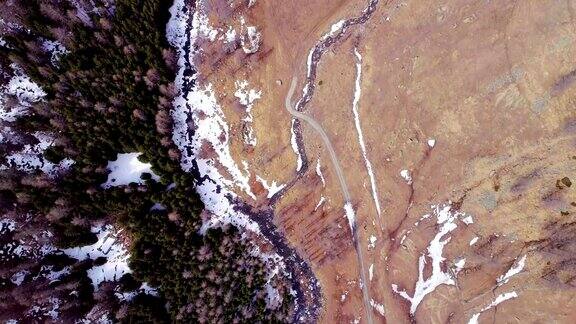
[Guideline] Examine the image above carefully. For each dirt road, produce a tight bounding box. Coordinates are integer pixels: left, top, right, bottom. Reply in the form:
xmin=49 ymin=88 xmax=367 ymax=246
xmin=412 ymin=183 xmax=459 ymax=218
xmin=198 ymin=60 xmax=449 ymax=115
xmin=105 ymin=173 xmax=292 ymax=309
xmin=285 ymin=77 xmax=374 ymax=324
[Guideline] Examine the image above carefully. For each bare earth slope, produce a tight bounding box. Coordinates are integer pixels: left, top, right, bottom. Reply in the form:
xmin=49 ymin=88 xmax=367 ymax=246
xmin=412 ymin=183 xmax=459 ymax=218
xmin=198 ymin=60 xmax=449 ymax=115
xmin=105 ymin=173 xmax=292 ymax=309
xmin=189 ymin=0 xmax=576 ymax=322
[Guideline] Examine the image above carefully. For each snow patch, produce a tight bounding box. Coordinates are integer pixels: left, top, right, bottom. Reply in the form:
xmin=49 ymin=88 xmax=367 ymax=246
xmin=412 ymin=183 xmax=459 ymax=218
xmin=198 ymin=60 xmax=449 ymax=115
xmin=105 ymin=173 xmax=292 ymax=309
xmin=497 ymin=255 xmax=527 ymax=285
xmin=351 ymin=48 xmax=382 ymax=218
xmin=1 ymin=64 xmax=46 ymax=122
xmin=316 ymin=159 xmax=326 ymax=186
xmin=370 ymin=299 xmax=385 ymax=316
xmin=343 ymin=202 xmax=356 ymax=233
xmin=468 ymin=291 xmax=518 ymax=324
xmin=256 ymin=175 xmax=286 ymax=199
xmin=1 ymin=131 xmax=74 ymax=175
xmin=400 ymin=169 xmax=412 ymax=184
xmin=290 ymin=119 xmax=303 ymax=171
xmin=462 ymin=215 xmax=474 ymax=225
xmin=41 ymin=39 xmax=69 ymax=66
xmin=469 ymin=236 xmax=479 ymax=246
xmin=223 ymin=26 xmax=237 ymax=43
xmin=368 ymin=235 xmax=377 ymax=249
xmin=11 ymin=270 xmax=30 ymax=285
xmin=314 ymin=196 xmax=326 ymax=211
xmin=234 ymin=80 xmax=261 ymax=146
xmin=101 ymin=153 xmax=160 ymax=188
xmin=369 ymin=263 xmax=374 ymax=281
xmin=392 ymin=203 xmax=469 ymax=314
xmin=240 ymin=17 xmax=261 ymax=54
xmin=321 ymin=20 xmax=346 ymax=40
xmin=427 ymin=138 xmax=436 ymax=148
xmin=63 ymin=225 xmax=131 ymax=288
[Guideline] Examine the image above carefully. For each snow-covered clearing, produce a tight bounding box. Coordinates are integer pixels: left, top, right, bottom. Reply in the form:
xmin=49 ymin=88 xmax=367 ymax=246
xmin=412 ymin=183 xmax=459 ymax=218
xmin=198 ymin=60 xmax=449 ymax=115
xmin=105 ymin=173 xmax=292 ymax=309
xmin=1 ymin=131 xmax=74 ymax=175
xmin=468 ymin=291 xmax=518 ymax=324
xmin=351 ymin=47 xmax=382 ymax=219
xmin=392 ymin=203 xmax=470 ymax=314
xmin=1 ymin=64 xmax=46 ymax=120
xmin=469 ymin=236 xmax=479 ymax=246
xmin=1 ymin=64 xmax=73 ymax=175
xmin=63 ymin=225 xmax=133 ymax=288
xmin=101 ymin=153 xmax=160 ymax=188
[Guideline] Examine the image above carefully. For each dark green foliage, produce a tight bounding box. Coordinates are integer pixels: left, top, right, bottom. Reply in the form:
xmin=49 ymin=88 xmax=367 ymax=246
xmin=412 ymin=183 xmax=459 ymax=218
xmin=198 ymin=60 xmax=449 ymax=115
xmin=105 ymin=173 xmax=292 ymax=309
xmin=0 ymin=0 xmax=293 ymax=321
xmin=43 ymin=146 xmax=66 ymax=164
xmin=121 ymin=294 xmax=170 ymax=324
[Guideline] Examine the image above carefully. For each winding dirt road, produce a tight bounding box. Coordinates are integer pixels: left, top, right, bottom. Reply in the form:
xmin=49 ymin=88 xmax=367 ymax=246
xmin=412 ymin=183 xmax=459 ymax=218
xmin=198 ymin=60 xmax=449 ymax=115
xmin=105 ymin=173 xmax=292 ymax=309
xmin=285 ymin=77 xmax=374 ymax=324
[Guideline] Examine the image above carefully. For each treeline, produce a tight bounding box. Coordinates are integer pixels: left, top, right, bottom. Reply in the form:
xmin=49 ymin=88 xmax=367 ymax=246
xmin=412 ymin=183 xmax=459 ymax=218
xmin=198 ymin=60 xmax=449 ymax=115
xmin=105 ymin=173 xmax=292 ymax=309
xmin=0 ymin=0 xmax=293 ymax=322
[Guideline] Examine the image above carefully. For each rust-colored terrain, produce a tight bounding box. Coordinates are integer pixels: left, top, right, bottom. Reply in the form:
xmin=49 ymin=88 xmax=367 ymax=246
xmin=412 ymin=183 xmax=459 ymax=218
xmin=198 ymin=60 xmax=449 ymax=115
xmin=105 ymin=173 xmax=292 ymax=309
xmin=194 ymin=0 xmax=576 ymax=322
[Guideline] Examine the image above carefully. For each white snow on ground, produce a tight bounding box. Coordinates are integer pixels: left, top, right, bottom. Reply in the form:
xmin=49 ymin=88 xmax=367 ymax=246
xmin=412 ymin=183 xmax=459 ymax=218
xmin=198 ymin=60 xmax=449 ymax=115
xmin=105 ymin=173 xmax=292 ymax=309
xmin=392 ymin=203 xmax=469 ymax=314
xmin=250 ymin=244 xmax=289 ymax=311
xmin=290 ymin=119 xmax=303 ymax=171
xmin=468 ymin=291 xmax=518 ymax=324
xmin=1 ymin=131 xmax=74 ymax=175
xmin=369 ymin=263 xmax=374 ymax=281
xmin=240 ymin=16 xmax=261 ymax=54
xmin=101 ymin=153 xmax=160 ymax=188
xmin=116 ymin=282 xmax=159 ymax=301
xmin=469 ymin=236 xmax=479 ymax=246
xmin=234 ymin=80 xmax=261 ymax=146
xmin=343 ymin=202 xmax=356 ymax=232
xmin=370 ymin=299 xmax=385 ymax=316
xmin=34 ymin=265 xmax=71 ymax=284
xmin=1 ymin=64 xmax=46 ymax=122
xmin=368 ymin=235 xmax=377 ymax=249
xmin=314 ymin=196 xmax=326 ymax=211
xmin=462 ymin=215 xmax=474 ymax=225
xmin=351 ymin=48 xmax=382 ymax=218
xmin=321 ymin=20 xmax=346 ymax=41
xmin=400 ymin=169 xmax=412 ymax=184
xmin=256 ymin=175 xmax=286 ymax=199
xmin=223 ymin=26 xmax=237 ymax=43
xmin=497 ymin=255 xmax=527 ymax=285
xmin=247 ymin=0 xmax=257 ymax=7
xmin=0 ymin=37 xmax=6 ymax=47
xmin=316 ymin=159 xmax=326 ymax=186
xmin=62 ymin=225 xmax=140 ymax=289
xmin=427 ymin=138 xmax=436 ymax=148
xmin=29 ymin=297 xmax=60 ymax=320
xmin=41 ymin=39 xmax=69 ymax=66
xmin=1 ymin=64 xmax=74 ymax=175
xmin=11 ymin=270 xmax=30 ymax=285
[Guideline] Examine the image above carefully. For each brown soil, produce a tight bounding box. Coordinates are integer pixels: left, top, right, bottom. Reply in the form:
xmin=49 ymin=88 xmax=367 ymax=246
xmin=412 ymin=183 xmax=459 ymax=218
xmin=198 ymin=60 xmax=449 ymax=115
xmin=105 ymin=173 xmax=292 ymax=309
xmin=193 ymin=0 xmax=576 ymax=322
